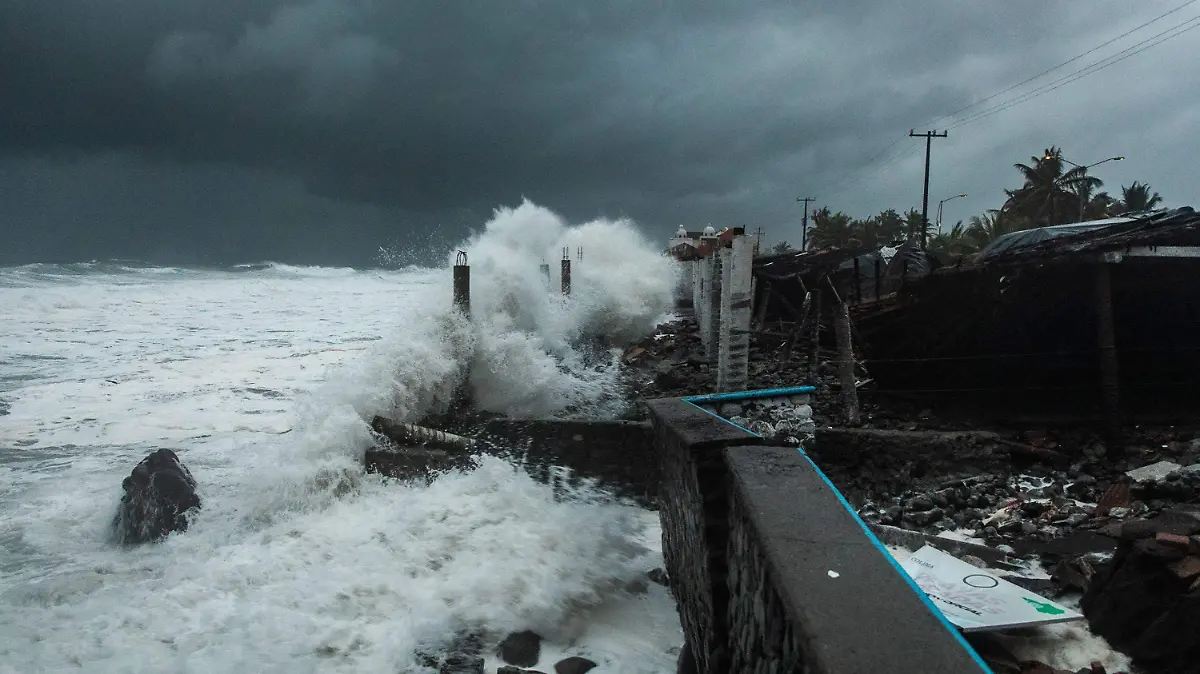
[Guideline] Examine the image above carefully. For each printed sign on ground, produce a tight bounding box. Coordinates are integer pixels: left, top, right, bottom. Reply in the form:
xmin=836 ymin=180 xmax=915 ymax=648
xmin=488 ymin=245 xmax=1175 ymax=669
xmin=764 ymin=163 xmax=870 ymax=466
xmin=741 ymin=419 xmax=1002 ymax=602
xmin=898 ymin=544 xmax=1084 ymax=632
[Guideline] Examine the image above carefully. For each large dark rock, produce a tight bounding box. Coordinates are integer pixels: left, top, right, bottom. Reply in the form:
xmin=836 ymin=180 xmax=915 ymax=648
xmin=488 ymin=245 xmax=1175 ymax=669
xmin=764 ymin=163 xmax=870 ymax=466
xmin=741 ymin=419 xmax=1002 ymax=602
xmin=112 ymin=449 xmax=200 ymax=544
xmin=496 ymin=631 xmax=542 ymax=668
xmin=1081 ymin=508 xmax=1200 ymax=673
xmin=553 ymin=656 xmax=596 ymax=674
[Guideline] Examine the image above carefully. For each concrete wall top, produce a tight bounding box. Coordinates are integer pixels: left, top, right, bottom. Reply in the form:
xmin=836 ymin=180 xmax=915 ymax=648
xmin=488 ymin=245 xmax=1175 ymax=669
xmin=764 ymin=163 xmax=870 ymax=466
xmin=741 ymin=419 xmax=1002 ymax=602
xmin=724 ymin=446 xmax=991 ymax=673
xmin=645 ymin=398 xmax=760 ymax=449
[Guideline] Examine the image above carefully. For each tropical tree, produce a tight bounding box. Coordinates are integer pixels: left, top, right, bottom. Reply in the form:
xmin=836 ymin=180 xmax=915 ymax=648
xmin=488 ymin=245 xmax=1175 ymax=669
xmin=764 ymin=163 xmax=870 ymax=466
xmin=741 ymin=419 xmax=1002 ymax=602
xmin=965 ymin=209 xmax=1031 ymax=248
xmin=771 ymin=240 xmax=794 ymax=254
xmin=1003 ymin=146 xmax=1102 ymax=226
xmin=850 ymin=210 xmax=908 ymax=249
xmin=928 ymin=221 xmax=980 ymax=256
xmin=807 ymin=207 xmax=857 ymax=250
xmin=903 ymin=208 xmax=930 ymax=245
xmin=1113 ymin=181 xmax=1163 ymax=214
xmin=874 ymin=209 xmax=908 ymax=245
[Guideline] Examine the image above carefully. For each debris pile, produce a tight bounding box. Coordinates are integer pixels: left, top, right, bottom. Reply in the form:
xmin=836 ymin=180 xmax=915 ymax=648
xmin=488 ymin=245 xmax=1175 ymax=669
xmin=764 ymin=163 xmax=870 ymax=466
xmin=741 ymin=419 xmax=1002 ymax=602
xmin=726 ymin=399 xmax=816 ymax=447
xmin=1081 ymin=507 xmax=1200 ymax=674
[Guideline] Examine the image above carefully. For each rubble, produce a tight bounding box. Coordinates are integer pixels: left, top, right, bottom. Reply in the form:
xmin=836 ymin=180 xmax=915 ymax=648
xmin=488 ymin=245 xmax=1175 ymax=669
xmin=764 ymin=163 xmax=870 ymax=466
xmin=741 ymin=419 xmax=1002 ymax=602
xmin=623 ymin=308 xmax=1200 ymax=672
xmin=1081 ymin=507 xmax=1200 ymax=674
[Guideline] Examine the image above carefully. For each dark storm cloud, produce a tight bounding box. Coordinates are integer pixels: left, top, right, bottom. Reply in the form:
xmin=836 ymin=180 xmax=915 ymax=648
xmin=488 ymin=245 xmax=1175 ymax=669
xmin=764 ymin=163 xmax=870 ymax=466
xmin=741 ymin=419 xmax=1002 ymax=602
xmin=2 ymin=0 xmax=1197 ymax=264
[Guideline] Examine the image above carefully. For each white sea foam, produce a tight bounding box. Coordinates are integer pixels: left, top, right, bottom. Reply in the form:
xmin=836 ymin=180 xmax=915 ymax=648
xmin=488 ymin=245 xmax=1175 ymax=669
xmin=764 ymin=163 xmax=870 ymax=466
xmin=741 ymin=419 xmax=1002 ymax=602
xmin=0 ymin=201 xmax=683 ymax=673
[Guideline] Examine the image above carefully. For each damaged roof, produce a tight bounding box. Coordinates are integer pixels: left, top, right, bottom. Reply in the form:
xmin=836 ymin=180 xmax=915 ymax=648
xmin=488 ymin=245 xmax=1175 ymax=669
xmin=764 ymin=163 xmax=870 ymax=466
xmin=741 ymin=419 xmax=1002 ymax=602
xmin=976 ymin=207 xmax=1200 ymax=264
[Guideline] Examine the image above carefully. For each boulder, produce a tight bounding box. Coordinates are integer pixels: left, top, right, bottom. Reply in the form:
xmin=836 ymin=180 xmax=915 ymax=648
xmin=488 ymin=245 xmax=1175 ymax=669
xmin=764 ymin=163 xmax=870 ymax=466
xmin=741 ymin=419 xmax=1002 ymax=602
xmin=112 ymin=448 xmax=200 ymax=544
xmin=497 ymin=630 xmax=542 ymax=668
xmin=554 ymin=656 xmax=597 ymax=674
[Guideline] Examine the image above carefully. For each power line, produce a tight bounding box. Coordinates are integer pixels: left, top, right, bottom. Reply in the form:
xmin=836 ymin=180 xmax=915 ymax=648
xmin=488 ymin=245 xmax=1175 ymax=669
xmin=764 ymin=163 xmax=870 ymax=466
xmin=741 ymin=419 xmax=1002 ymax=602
xmin=919 ymin=0 xmax=1199 ymax=130
xmin=811 ymin=2 xmax=1200 ymax=202
xmin=946 ymin=14 xmax=1200 ymax=130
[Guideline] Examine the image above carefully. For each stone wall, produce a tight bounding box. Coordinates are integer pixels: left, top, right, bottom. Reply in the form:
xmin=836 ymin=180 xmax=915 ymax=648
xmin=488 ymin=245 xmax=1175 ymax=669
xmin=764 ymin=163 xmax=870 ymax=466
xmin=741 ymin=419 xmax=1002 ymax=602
xmin=647 ymin=398 xmax=761 ymax=674
xmin=476 ymin=418 xmax=659 ymax=507
xmin=648 ymin=399 xmax=990 ymax=674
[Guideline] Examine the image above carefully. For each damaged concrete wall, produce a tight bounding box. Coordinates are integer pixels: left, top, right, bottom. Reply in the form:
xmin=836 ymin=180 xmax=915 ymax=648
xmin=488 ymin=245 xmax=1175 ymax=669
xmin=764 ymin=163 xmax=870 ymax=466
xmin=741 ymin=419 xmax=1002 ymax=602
xmin=476 ymin=418 xmax=659 ymax=507
xmin=647 ymin=399 xmax=988 ymax=674
xmin=365 ymin=419 xmax=659 ymax=508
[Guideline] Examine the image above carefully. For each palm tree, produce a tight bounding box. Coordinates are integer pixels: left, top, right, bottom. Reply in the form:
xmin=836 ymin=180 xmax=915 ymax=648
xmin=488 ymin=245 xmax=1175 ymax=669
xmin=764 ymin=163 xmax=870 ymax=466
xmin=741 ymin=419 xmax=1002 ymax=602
xmin=1003 ymin=147 xmax=1101 ymax=226
xmin=1083 ymin=191 xmax=1117 ymax=221
xmin=1114 ymin=181 xmax=1163 ymax=214
xmin=849 ymin=216 xmax=887 ymax=249
xmin=807 ymin=208 xmax=857 ymax=250
xmin=771 ymin=241 xmax=794 ymax=254
xmin=1071 ymin=172 xmax=1109 ymax=222
xmin=873 ymin=209 xmax=908 ymax=246
xmin=928 ymin=221 xmax=980 ymax=256
xmin=965 ymin=209 xmax=1030 ymax=248
xmin=903 ymin=208 xmax=929 ymax=245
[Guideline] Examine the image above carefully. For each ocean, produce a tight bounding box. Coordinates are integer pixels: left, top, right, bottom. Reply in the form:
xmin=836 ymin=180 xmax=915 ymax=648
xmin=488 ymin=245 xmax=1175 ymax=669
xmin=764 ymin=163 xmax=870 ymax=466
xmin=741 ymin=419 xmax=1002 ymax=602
xmin=0 ymin=202 xmax=685 ymax=673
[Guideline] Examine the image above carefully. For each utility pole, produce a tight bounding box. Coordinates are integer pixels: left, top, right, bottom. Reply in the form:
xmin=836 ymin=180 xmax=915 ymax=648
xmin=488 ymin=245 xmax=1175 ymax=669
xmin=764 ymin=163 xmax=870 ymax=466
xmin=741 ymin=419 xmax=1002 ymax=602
xmin=909 ymin=130 xmax=948 ymax=249
xmin=797 ymin=197 xmax=816 ymax=251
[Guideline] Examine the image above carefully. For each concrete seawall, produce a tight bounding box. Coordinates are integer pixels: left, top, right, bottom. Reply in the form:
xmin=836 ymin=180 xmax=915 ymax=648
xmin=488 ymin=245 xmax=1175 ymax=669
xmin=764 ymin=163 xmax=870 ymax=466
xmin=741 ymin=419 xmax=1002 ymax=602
xmin=366 ymin=402 xmax=991 ymax=672
xmin=648 ymin=397 xmax=991 ymax=673
xmin=366 ymin=417 xmax=658 ymax=508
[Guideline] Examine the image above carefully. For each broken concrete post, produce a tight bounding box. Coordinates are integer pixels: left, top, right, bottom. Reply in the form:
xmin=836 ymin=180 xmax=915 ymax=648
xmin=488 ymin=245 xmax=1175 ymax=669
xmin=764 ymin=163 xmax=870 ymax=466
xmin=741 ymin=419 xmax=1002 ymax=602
xmin=371 ymin=416 xmax=476 ymax=452
xmin=833 ymin=297 xmax=860 ymax=424
xmin=697 ymin=231 xmax=721 ymax=357
xmin=453 ymin=251 xmax=470 ymax=316
xmin=1094 ymin=261 xmax=1123 ymax=458
xmin=706 ymin=255 xmax=722 ymax=359
xmin=717 ymin=233 xmax=752 ymax=392
xmin=561 ymin=248 xmax=572 ymax=296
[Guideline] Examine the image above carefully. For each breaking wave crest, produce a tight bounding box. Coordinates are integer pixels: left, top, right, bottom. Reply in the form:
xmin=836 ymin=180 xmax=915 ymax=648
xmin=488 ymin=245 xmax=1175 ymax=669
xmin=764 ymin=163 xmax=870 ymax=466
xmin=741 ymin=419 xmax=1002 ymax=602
xmin=0 ymin=199 xmax=683 ymax=673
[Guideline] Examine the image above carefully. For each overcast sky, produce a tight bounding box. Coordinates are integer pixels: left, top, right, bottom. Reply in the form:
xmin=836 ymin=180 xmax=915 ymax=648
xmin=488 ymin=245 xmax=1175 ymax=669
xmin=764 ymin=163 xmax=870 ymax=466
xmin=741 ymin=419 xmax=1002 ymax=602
xmin=2 ymin=0 xmax=1197 ymax=266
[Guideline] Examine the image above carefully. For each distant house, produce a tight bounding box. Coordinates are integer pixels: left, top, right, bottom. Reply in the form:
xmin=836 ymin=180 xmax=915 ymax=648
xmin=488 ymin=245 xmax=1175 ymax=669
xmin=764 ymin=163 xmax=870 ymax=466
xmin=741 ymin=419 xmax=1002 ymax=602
xmin=667 ymin=225 xmax=746 ymax=261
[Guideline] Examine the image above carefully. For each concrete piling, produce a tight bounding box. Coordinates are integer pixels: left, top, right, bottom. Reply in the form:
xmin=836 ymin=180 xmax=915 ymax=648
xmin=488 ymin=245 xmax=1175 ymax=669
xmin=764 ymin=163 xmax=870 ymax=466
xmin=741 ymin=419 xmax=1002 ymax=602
xmin=561 ymin=247 xmax=572 ymax=296
xmin=717 ymin=233 xmax=752 ymax=392
xmin=453 ymin=250 xmax=470 ymax=316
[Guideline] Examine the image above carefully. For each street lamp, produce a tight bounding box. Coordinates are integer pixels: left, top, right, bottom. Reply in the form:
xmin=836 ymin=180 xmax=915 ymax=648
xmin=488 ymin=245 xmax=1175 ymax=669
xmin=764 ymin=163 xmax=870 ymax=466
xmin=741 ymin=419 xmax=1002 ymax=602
xmin=1045 ymin=153 xmax=1124 ymax=223
xmin=936 ymin=193 xmax=968 ymax=235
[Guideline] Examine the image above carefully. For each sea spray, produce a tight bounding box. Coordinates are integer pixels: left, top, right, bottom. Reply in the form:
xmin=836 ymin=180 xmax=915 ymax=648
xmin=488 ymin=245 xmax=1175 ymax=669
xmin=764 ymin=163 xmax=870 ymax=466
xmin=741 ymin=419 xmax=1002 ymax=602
xmin=0 ymin=200 xmax=684 ymax=673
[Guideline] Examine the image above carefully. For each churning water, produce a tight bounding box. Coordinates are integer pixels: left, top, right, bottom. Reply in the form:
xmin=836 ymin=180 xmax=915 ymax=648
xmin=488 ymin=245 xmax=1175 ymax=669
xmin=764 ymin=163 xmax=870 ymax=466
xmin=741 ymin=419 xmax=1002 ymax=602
xmin=0 ymin=201 xmax=685 ymax=673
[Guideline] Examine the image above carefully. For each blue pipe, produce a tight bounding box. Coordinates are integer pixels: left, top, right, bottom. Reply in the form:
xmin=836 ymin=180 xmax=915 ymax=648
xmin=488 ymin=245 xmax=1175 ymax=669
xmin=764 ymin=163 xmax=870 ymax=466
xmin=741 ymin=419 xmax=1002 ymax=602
xmin=682 ymin=385 xmax=815 ymax=405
